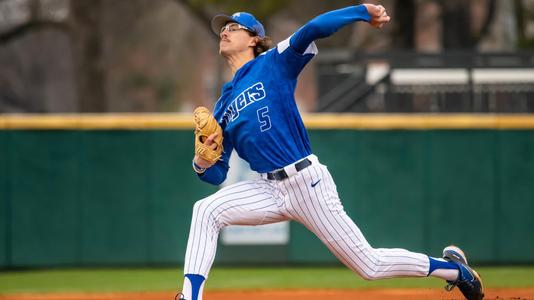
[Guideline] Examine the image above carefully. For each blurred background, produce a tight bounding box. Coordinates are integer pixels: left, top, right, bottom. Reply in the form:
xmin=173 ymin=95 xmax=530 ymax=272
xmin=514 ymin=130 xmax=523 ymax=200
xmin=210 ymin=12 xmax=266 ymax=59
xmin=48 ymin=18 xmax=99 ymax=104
xmin=1 ymin=0 xmax=534 ymax=113
xmin=1 ymin=0 xmax=534 ymax=275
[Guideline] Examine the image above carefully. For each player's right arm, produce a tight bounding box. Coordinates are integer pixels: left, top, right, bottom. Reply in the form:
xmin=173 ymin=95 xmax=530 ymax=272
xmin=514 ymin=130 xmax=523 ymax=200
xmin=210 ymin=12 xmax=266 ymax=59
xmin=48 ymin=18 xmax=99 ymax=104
xmin=290 ymin=4 xmax=389 ymax=54
xmin=271 ymin=4 xmax=389 ymax=79
xmin=193 ymin=133 xmax=232 ymax=185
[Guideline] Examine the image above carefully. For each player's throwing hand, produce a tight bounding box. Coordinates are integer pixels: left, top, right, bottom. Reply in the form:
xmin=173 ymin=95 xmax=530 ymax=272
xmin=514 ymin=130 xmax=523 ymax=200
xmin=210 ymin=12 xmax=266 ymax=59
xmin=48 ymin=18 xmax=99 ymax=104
xmin=363 ymin=4 xmax=390 ymax=28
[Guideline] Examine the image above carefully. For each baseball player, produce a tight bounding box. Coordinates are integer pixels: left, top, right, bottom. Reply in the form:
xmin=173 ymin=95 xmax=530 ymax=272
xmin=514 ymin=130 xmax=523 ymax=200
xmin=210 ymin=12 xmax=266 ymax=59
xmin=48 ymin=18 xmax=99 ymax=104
xmin=179 ymin=3 xmax=484 ymax=300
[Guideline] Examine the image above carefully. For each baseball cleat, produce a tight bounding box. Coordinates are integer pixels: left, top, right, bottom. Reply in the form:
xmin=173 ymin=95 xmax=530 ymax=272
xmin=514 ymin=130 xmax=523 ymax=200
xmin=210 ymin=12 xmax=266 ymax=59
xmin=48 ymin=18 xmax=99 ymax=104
xmin=442 ymin=245 xmax=484 ymax=300
xmin=175 ymin=292 xmax=185 ymax=300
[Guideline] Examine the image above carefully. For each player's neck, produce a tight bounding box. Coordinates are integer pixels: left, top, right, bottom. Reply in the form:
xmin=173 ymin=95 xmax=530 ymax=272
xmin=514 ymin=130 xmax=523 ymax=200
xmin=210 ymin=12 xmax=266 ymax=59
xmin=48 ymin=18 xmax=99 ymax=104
xmin=225 ymin=52 xmax=255 ymax=75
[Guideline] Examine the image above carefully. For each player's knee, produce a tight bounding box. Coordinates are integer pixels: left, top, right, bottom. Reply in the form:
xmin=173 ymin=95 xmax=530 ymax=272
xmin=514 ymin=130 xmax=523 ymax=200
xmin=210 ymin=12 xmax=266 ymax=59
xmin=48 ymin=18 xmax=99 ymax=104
xmin=358 ymin=272 xmax=374 ymax=281
xmin=351 ymin=248 xmax=386 ymax=281
xmin=359 ymin=270 xmax=383 ymax=281
xmin=192 ymin=199 xmax=204 ymax=214
xmin=192 ymin=198 xmax=218 ymax=224
xmin=192 ymin=199 xmax=211 ymax=220
xmin=353 ymin=266 xmax=382 ymax=281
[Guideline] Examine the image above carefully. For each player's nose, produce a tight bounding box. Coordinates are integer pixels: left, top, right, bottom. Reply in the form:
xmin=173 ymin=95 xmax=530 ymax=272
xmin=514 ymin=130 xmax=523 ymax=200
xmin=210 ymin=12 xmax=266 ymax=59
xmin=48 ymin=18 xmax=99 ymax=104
xmin=220 ymin=30 xmax=229 ymax=40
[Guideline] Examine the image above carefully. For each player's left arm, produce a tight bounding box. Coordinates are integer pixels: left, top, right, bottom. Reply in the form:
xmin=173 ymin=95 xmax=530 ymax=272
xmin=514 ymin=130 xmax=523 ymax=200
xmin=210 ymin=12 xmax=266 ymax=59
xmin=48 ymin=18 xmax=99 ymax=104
xmin=193 ymin=133 xmax=233 ymax=186
xmin=290 ymin=4 xmax=390 ymax=54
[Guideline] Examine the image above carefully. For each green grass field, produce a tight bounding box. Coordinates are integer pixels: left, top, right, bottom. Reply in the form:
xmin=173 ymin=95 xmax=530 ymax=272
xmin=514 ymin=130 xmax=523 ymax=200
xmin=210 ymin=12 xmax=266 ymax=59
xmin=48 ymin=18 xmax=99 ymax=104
xmin=1 ymin=266 xmax=534 ymax=295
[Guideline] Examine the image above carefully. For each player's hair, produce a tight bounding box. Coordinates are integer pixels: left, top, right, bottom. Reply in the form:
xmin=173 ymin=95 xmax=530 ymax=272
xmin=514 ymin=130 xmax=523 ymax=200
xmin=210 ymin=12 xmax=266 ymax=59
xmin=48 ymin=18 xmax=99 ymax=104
xmin=253 ymin=36 xmax=272 ymax=57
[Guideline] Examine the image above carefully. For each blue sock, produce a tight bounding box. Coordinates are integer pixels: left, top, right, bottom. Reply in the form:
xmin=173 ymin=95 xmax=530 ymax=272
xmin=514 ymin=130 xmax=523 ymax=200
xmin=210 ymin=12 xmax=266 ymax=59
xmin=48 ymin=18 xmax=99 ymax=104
xmin=184 ymin=274 xmax=205 ymax=300
xmin=428 ymin=256 xmax=459 ymax=276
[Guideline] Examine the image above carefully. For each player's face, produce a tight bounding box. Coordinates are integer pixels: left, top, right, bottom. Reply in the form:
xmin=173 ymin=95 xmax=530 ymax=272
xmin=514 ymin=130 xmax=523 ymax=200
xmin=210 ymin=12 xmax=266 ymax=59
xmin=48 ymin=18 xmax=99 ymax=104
xmin=219 ymin=22 xmax=257 ymax=57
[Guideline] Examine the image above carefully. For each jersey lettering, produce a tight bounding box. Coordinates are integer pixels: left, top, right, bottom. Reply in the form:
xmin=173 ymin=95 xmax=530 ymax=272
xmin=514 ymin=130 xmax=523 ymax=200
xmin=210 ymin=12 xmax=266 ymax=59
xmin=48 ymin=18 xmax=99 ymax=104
xmin=221 ymin=82 xmax=266 ymax=126
xmin=248 ymin=83 xmax=266 ymax=101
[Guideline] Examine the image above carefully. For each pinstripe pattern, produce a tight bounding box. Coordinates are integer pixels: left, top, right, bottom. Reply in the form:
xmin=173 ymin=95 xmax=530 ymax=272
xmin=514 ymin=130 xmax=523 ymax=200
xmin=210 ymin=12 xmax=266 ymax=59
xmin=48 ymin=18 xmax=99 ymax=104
xmin=184 ymin=179 xmax=288 ymax=276
xmin=183 ymin=155 xmax=429 ymax=279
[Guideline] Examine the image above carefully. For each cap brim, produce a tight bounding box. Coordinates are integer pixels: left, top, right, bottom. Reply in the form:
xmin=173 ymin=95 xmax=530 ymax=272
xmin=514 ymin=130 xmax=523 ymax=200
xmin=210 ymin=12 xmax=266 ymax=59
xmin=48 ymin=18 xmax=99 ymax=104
xmin=210 ymin=14 xmax=234 ymax=37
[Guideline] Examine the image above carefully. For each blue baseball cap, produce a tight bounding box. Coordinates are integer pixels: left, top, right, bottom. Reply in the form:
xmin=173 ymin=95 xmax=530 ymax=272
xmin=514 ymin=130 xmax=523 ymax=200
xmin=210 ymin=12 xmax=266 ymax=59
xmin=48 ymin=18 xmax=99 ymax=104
xmin=211 ymin=12 xmax=266 ymax=38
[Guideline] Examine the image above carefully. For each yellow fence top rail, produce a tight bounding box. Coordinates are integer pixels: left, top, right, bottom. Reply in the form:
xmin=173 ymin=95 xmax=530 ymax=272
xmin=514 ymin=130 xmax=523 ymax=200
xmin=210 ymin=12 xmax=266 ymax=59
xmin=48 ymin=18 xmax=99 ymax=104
xmin=1 ymin=113 xmax=534 ymax=129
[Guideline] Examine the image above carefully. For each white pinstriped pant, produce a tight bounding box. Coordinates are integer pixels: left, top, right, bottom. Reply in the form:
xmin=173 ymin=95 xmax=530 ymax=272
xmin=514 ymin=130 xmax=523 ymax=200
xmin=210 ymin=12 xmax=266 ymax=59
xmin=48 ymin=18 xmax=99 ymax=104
xmin=184 ymin=155 xmax=430 ymax=279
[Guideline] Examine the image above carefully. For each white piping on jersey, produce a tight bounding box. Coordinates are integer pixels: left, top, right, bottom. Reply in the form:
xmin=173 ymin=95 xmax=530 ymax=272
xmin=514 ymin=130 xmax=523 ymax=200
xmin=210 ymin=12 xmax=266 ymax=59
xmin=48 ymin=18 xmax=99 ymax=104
xmin=277 ymin=36 xmax=319 ymax=56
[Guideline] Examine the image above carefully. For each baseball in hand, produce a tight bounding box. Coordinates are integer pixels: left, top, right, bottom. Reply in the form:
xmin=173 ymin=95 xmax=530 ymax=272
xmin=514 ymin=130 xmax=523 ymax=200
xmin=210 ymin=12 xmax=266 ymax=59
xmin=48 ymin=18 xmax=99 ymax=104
xmin=363 ymin=4 xmax=391 ymax=28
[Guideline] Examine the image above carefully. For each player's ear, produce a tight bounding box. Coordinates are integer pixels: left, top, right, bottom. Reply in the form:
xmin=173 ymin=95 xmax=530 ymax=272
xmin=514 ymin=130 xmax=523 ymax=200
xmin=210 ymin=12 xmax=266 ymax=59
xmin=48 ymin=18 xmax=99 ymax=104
xmin=248 ymin=36 xmax=259 ymax=47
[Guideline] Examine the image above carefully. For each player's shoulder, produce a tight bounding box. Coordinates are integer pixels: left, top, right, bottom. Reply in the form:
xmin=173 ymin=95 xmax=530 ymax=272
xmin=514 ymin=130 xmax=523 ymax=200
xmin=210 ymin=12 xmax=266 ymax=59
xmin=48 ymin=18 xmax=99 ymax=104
xmin=250 ymin=47 xmax=276 ymax=67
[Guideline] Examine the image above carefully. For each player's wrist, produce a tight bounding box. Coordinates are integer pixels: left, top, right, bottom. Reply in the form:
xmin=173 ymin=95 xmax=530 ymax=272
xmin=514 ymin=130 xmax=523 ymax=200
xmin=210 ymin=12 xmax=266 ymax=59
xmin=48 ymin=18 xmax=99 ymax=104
xmin=358 ymin=4 xmax=372 ymax=22
xmin=192 ymin=159 xmax=207 ymax=174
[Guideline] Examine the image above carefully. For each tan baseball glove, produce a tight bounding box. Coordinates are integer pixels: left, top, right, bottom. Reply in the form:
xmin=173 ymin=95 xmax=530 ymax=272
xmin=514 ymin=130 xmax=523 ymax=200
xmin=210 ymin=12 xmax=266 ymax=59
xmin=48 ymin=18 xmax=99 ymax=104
xmin=193 ymin=106 xmax=223 ymax=164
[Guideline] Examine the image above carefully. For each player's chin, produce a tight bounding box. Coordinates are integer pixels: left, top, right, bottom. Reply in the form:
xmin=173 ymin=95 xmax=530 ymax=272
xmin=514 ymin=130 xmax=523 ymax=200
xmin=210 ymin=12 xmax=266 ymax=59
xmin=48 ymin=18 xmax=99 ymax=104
xmin=219 ymin=46 xmax=232 ymax=57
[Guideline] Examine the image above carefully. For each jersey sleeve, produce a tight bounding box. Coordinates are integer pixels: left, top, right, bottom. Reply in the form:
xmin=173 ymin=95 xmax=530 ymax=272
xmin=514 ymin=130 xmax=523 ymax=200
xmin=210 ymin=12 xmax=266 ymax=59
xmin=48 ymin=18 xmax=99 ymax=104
xmin=270 ymin=5 xmax=370 ymax=79
xmin=270 ymin=37 xmax=318 ymax=80
xmin=197 ymin=138 xmax=233 ymax=186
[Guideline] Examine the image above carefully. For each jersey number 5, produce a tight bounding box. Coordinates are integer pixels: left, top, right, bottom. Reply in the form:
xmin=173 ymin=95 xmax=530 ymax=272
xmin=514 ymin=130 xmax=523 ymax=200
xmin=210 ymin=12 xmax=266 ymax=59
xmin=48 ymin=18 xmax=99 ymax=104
xmin=257 ymin=106 xmax=271 ymax=132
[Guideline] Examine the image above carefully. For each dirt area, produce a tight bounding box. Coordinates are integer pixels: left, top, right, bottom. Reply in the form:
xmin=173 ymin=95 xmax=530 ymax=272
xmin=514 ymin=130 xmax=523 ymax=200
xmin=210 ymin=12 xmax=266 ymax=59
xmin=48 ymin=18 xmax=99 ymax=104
xmin=2 ymin=288 xmax=534 ymax=300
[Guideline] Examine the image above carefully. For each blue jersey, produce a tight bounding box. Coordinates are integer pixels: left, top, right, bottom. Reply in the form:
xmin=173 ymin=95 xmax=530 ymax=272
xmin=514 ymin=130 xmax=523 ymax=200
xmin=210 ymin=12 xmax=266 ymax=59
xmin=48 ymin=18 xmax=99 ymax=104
xmin=199 ymin=5 xmax=371 ymax=185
